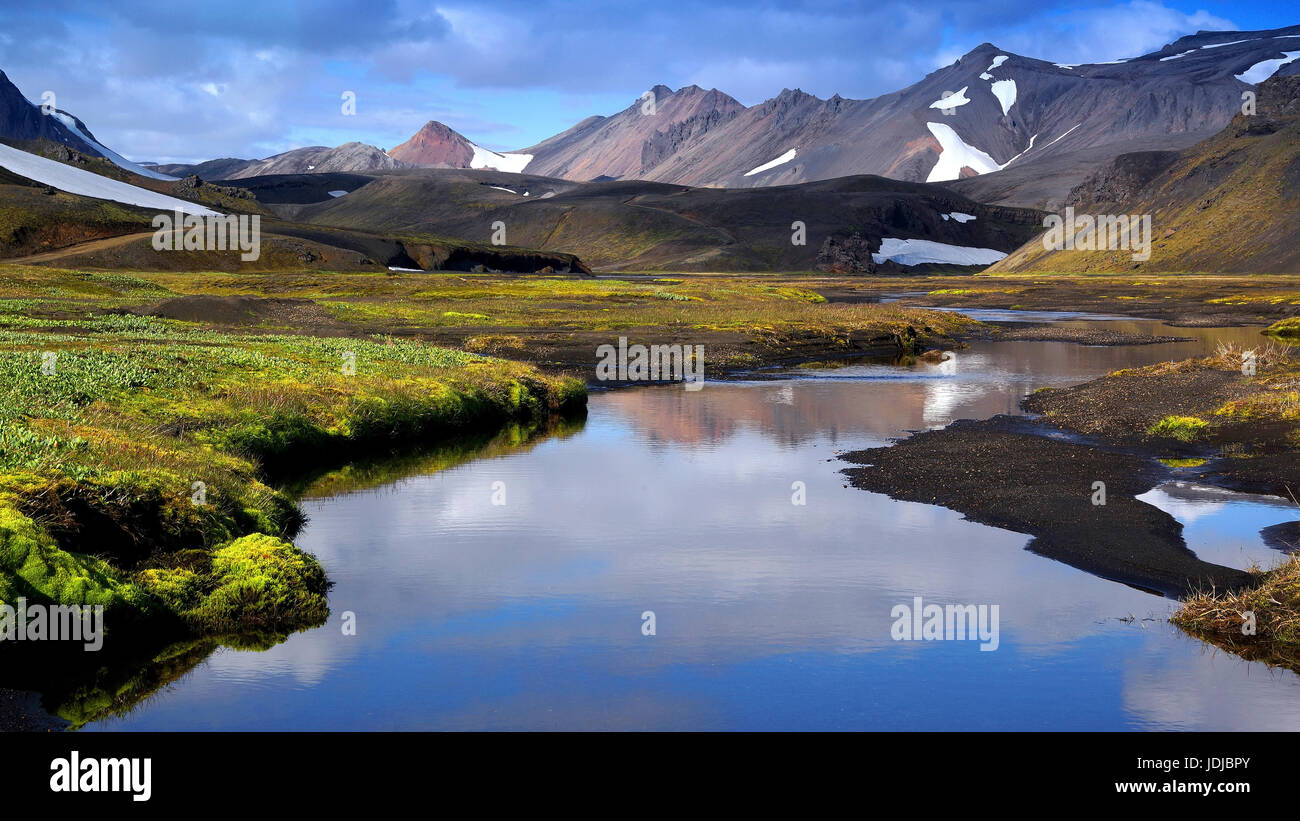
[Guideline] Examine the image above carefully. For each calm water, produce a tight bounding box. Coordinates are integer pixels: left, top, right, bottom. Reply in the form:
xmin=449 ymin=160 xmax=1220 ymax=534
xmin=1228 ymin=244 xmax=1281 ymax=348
xmin=85 ymin=320 xmax=1300 ymax=730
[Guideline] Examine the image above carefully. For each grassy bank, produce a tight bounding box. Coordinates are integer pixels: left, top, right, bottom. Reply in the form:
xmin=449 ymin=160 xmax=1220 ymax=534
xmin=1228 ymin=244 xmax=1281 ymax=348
xmin=0 ymin=295 xmax=585 ymax=648
xmin=0 ymin=266 xmax=984 ymax=376
xmin=1173 ymin=553 xmax=1300 ymax=671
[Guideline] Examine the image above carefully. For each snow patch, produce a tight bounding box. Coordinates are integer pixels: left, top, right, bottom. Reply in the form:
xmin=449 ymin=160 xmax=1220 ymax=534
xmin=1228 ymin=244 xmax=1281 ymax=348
xmin=0 ymin=142 xmax=218 ymax=215
xmin=743 ymin=148 xmax=797 ymax=177
xmin=1202 ymin=38 xmax=1256 ymax=49
xmin=1055 ymin=64 xmax=1077 ymax=70
xmin=924 ymin=122 xmax=1001 ymax=182
xmin=47 ymin=111 xmax=177 ymax=181
xmin=990 ymin=79 xmax=1016 ymax=116
xmin=387 ymin=266 xmax=423 ymax=272
xmin=1035 ymin=123 xmax=1082 ymax=153
xmin=978 ymin=72 xmax=993 ymax=80
xmin=1160 ymin=50 xmax=1195 ymax=61
xmin=487 ymin=185 xmax=518 ymax=193
xmin=1000 ymin=133 xmax=1038 ymax=168
xmin=927 ymin=119 xmax=1077 ymax=182
xmin=1235 ymin=51 xmax=1300 ymax=84
xmin=985 ymin=55 xmax=1009 ymax=72
xmin=928 ymin=86 xmax=971 ymax=110
xmin=327 ymin=190 xmax=348 ymax=197
xmin=945 ymin=212 xmax=976 ymax=223
xmin=469 ymin=143 xmax=533 ymax=174
xmin=872 ymin=237 xmax=1006 ymax=267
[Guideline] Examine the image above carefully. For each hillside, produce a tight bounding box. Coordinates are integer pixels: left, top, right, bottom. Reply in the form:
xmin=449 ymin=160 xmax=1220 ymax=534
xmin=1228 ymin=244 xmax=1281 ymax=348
xmin=268 ymin=167 xmax=1044 ymax=271
xmin=989 ymin=74 xmax=1300 ymax=274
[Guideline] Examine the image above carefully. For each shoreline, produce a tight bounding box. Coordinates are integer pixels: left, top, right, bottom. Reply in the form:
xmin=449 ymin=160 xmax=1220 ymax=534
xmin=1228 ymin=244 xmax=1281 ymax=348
xmin=840 ymin=343 xmax=1299 ymax=666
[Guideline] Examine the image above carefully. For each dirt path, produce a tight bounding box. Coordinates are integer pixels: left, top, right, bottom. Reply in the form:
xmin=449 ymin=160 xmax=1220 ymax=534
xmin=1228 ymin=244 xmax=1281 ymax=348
xmin=6 ymin=231 xmax=153 ymax=264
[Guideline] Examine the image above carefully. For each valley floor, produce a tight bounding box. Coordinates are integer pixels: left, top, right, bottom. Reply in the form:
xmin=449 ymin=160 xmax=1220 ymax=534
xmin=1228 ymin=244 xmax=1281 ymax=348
xmin=1 ymin=264 xmax=1298 ymax=725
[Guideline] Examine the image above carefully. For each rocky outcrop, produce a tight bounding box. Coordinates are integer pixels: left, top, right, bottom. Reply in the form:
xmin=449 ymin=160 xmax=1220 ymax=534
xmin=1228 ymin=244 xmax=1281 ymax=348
xmin=174 ymin=174 xmax=256 ymax=200
xmin=816 ymin=232 xmax=877 ymax=274
xmin=1064 ymin=151 xmax=1179 ymax=210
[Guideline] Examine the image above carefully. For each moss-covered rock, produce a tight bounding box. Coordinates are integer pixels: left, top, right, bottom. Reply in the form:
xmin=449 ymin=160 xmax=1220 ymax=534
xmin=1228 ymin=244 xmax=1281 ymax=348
xmin=0 ymin=502 xmax=157 ymax=619
xmin=172 ymin=534 xmax=328 ymax=632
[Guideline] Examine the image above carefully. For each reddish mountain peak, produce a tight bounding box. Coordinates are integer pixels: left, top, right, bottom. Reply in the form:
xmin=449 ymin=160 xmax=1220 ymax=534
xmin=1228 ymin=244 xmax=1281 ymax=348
xmin=388 ymin=120 xmax=475 ymax=167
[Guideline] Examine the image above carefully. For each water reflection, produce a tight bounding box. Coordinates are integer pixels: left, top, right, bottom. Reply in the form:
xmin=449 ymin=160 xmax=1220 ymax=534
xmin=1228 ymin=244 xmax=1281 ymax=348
xmin=82 ymin=321 xmax=1300 ymax=731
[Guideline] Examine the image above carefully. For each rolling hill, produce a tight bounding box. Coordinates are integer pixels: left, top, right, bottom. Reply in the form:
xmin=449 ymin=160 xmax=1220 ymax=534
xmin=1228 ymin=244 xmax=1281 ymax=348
xmin=255 ymin=167 xmax=1044 ymax=272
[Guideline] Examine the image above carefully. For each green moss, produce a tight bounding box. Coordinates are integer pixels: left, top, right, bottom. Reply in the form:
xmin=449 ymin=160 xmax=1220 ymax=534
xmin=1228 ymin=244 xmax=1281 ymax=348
xmin=0 ymin=297 xmax=586 ymax=646
xmin=1158 ymin=457 xmax=1209 ymax=468
xmin=1147 ymin=415 xmax=1210 ymax=441
xmin=1264 ymin=317 xmax=1300 ymax=342
xmin=0 ymin=503 xmax=156 ymax=617
xmin=181 ymin=535 xmax=329 ymax=631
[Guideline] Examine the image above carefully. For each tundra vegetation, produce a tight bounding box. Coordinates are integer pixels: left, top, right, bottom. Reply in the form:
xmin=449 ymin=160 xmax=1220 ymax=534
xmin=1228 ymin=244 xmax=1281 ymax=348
xmin=0 ymin=265 xmax=587 ymax=664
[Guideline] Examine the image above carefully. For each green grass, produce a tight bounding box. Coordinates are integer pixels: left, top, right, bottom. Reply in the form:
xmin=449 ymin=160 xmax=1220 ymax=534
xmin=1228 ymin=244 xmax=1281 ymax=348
xmin=1147 ymin=415 xmax=1209 ymax=441
xmin=1158 ymin=457 xmax=1209 ymax=468
xmin=1265 ymin=316 xmax=1300 ymax=341
xmin=0 ymin=306 xmax=585 ymax=642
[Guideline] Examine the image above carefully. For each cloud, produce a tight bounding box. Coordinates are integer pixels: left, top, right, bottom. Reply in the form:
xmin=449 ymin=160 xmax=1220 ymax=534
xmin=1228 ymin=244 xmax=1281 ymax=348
xmin=992 ymin=1 xmax=1238 ymax=64
xmin=0 ymin=0 xmax=1251 ymax=162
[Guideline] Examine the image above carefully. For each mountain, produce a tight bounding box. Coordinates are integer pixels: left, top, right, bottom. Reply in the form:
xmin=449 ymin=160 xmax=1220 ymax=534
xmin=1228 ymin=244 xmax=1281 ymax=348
xmin=251 ymin=167 xmax=1044 ymax=272
xmin=151 ymin=157 xmax=263 ymax=180
xmin=519 ymin=84 xmax=745 ymax=180
xmin=988 ymin=73 xmax=1300 ymax=274
xmin=101 ymin=24 xmax=1300 ymax=211
xmin=388 ymin=120 xmax=476 ymax=166
xmin=0 ymin=69 xmax=175 ymax=180
xmin=214 ymin=142 xmax=406 ymax=179
xmin=510 ymin=26 xmax=1300 ymax=208
xmin=388 ymin=120 xmax=533 ymax=172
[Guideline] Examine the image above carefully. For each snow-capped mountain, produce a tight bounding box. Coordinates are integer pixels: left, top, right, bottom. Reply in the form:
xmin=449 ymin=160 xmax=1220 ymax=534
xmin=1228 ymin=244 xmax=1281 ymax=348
xmin=513 ymin=25 xmax=1300 ymax=208
xmin=990 ymin=73 xmax=1300 ymax=273
xmin=14 ymin=23 xmax=1297 ymax=214
xmin=0 ymin=69 xmax=176 ymax=181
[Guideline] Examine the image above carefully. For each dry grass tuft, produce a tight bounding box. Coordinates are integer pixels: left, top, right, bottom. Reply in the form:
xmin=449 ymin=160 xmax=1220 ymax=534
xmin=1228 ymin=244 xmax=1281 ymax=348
xmin=1173 ymin=549 xmax=1300 ymax=670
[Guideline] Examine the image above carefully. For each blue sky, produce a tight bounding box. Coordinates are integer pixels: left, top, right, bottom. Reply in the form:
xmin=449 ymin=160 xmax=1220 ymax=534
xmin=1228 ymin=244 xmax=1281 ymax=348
xmin=0 ymin=0 xmax=1295 ymax=164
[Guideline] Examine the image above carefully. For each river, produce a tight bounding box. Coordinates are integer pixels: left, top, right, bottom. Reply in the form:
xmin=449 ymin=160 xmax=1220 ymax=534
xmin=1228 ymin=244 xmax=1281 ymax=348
xmin=84 ymin=317 xmax=1300 ymax=730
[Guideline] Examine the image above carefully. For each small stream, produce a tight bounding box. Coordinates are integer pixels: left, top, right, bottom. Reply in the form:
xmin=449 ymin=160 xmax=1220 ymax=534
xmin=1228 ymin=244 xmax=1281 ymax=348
xmin=84 ymin=318 xmax=1300 ymax=730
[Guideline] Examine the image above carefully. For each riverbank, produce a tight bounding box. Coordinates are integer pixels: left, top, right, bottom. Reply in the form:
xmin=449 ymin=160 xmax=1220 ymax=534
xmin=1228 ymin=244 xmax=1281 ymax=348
xmin=843 ymin=337 xmax=1300 ymax=666
xmin=842 ymin=273 xmax=1300 ymax=327
xmin=0 ymin=288 xmax=585 ymax=666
